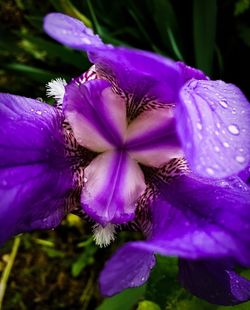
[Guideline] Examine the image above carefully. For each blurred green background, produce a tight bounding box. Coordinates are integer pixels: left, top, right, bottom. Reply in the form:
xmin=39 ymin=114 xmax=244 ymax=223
xmin=0 ymin=0 xmax=250 ymax=309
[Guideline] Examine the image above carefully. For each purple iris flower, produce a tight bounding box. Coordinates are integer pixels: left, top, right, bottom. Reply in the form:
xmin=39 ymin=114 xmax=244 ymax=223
xmin=1 ymin=12 xmax=250 ymax=306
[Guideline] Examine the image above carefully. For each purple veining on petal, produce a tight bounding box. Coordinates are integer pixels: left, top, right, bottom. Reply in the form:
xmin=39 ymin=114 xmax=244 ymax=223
xmin=91 ymin=47 xmax=182 ymax=108
xmin=81 ymin=151 xmax=146 ymax=225
xmin=179 ymin=259 xmax=250 ymax=305
xmin=44 ymin=13 xmax=104 ymax=51
xmin=64 ymin=79 xmax=126 ymax=151
xmin=0 ymin=93 xmax=72 ymax=244
xmin=99 ymin=243 xmax=155 ymax=296
xmin=177 ymin=79 xmax=250 ymax=178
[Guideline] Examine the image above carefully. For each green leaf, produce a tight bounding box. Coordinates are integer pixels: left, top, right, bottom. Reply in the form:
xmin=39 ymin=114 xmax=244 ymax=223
xmin=137 ymin=300 xmax=161 ymax=310
xmin=20 ymin=34 xmax=88 ymax=68
xmin=193 ymin=0 xmax=217 ymax=75
xmin=97 ymin=286 xmax=146 ymax=310
xmin=4 ymin=63 xmax=69 ymax=83
xmin=149 ymin=0 xmax=184 ymax=60
xmin=71 ymin=245 xmax=97 ymax=277
xmin=234 ymin=0 xmax=250 ymax=16
xmin=145 ymin=256 xmax=182 ymax=309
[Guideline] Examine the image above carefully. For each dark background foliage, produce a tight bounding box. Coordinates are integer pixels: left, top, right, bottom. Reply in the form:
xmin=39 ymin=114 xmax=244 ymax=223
xmin=0 ymin=0 xmax=250 ymax=309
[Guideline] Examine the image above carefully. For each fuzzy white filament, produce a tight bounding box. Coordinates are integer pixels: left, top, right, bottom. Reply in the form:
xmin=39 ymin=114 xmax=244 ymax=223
xmin=93 ymin=223 xmax=116 ymax=247
xmin=46 ymin=78 xmax=67 ymax=104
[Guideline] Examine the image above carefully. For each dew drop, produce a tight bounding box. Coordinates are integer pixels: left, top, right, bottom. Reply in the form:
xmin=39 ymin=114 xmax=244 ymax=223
xmin=223 ymin=142 xmax=230 ymax=148
xmin=219 ymin=99 xmax=228 ymax=108
xmin=141 ymin=277 xmax=145 ymax=282
xmin=206 ymin=167 xmax=215 ymax=175
xmin=36 ymin=110 xmax=42 ymax=115
xmin=83 ymin=177 xmax=88 ymax=183
xmin=228 ymin=124 xmax=240 ymax=135
xmin=214 ymin=146 xmax=220 ymax=152
xmin=235 ymin=155 xmax=245 ymax=163
xmin=197 ymin=122 xmax=202 ymax=130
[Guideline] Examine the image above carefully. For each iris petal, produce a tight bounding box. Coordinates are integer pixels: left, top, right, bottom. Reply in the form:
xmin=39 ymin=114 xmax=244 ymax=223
xmin=44 ymin=13 xmax=182 ymax=118
xmin=0 ymin=93 xmax=72 ymax=244
xmin=126 ymin=107 xmax=183 ymax=167
xmin=179 ymin=259 xmax=250 ymax=305
xmin=177 ymin=79 xmax=250 ymax=178
xmin=136 ymin=175 xmax=250 ymax=266
xmin=81 ymin=151 xmax=146 ymax=225
xmin=64 ymin=79 xmax=126 ymax=151
xmin=44 ymin=13 xmax=103 ymax=51
xmin=99 ymin=243 xmax=155 ymax=296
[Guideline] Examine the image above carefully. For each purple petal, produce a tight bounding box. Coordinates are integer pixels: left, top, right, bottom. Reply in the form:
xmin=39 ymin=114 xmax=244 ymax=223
xmin=239 ymin=164 xmax=250 ymax=185
xmin=44 ymin=13 xmax=103 ymax=51
xmin=0 ymin=93 xmax=72 ymax=244
xmin=179 ymin=259 xmax=250 ymax=305
xmin=91 ymin=48 xmax=182 ymax=116
xmin=177 ymin=61 xmax=208 ymax=82
xmin=177 ymin=79 xmax=250 ymax=178
xmin=81 ymin=151 xmax=146 ymax=225
xmin=43 ymin=13 xmax=182 ymax=112
xmin=99 ymin=243 xmax=155 ymax=296
xmin=126 ymin=107 xmax=183 ymax=167
xmin=132 ymin=175 xmax=250 ymax=266
xmin=64 ymin=79 xmax=126 ymax=151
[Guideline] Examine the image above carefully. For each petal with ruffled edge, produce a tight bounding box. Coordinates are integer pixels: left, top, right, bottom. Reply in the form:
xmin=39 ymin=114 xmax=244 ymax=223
xmin=44 ymin=13 xmax=104 ymax=51
xmin=64 ymin=79 xmax=126 ymax=152
xmin=99 ymin=243 xmax=155 ymax=296
xmin=0 ymin=93 xmax=72 ymax=244
xmin=81 ymin=151 xmax=146 ymax=225
xmin=126 ymin=107 xmax=183 ymax=167
xmin=177 ymin=79 xmax=250 ymax=178
xmin=118 ymin=175 xmax=250 ymax=266
xmin=179 ymin=259 xmax=250 ymax=305
xmin=43 ymin=13 xmax=182 ymax=118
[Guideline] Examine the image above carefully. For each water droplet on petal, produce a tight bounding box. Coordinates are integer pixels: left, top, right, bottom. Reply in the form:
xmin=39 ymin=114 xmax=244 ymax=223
xmin=197 ymin=122 xmax=202 ymax=130
xmin=83 ymin=177 xmax=88 ymax=183
xmin=206 ymin=167 xmax=214 ymax=175
xmin=223 ymin=142 xmax=230 ymax=148
xmin=235 ymin=155 xmax=245 ymax=163
xmin=219 ymin=99 xmax=228 ymax=108
xmin=36 ymin=110 xmax=42 ymax=115
xmin=228 ymin=124 xmax=240 ymax=135
xmin=214 ymin=146 xmax=220 ymax=152
xmin=141 ymin=277 xmax=145 ymax=281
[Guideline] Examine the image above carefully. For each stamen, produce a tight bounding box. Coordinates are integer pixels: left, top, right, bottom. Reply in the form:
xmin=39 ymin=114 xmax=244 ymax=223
xmin=93 ymin=223 xmax=116 ymax=247
xmin=46 ymin=78 xmax=67 ymax=105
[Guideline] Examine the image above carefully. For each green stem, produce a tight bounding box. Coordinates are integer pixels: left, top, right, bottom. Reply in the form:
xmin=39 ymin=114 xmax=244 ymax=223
xmin=0 ymin=236 xmax=21 ymax=310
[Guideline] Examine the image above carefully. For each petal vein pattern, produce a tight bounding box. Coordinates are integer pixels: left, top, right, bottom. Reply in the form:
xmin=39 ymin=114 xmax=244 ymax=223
xmin=64 ymin=79 xmax=126 ymax=152
xmin=81 ymin=151 xmax=146 ymax=225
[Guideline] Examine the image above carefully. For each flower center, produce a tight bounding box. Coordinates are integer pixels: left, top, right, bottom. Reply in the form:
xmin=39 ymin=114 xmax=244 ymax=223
xmin=63 ymin=78 xmax=183 ymax=227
